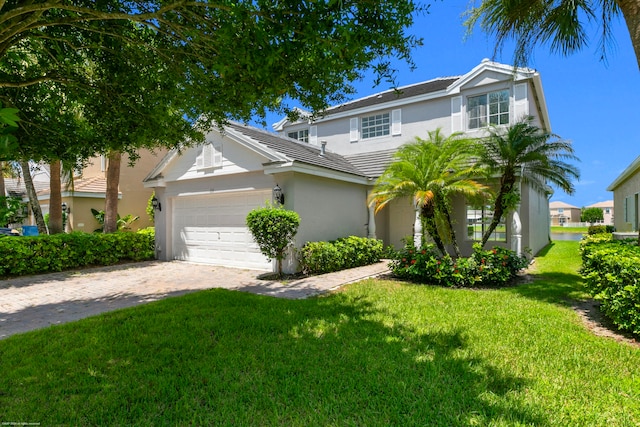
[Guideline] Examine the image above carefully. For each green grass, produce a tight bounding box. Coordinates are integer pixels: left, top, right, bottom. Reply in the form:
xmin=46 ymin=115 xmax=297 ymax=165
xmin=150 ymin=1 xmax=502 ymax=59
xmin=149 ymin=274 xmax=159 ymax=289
xmin=1 ymin=241 xmax=638 ymax=425
xmin=551 ymin=226 xmax=588 ymax=233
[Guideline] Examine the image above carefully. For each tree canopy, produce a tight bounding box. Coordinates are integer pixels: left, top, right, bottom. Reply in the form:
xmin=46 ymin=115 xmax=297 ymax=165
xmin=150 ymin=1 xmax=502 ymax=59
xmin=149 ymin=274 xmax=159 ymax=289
xmin=465 ymin=0 xmax=640 ymax=69
xmin=0 ymin=1 xmax=424 ymax=232
xmin=581 ymin=207 xmax=604 ymax=224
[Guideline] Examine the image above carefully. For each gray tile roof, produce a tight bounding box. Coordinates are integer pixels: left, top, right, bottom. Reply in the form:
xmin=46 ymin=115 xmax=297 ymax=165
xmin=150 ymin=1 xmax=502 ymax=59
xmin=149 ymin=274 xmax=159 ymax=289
xmin=227 ymin=122 xmax=366 ymax=177
xmin=322 ymin=77 xmax=460 ymax=115
xmin=343 ymin=150 xmax=396 ymax=179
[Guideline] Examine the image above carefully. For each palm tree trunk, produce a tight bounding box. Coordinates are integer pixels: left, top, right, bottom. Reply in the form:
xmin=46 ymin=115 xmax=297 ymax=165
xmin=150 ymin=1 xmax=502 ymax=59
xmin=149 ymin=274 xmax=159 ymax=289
xmin=0 ymin=162 xmax=5 ymax=197
xmin=421 ymin=201 xmax=447 ymax=256
xmin=618 ymin=0 xmax=640 ymax=70
xmin=48 ymin=160 xmax=63 ymax=234
xmin=481 ymin=178 xmax=516 ymax=248
xmin=104 ymin=150 xmax=121 ymax=233
xmin=439 ymin=200 xmax=461 ymax=257
xmin=20 ymin=160 xmax=47 ymax=234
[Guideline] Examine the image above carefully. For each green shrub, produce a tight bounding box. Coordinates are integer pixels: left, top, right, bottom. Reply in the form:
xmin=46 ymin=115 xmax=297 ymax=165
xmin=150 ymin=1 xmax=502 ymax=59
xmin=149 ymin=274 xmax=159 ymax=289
xmin=389 ymin=241 xmax=528 ymax=288
xmin=580 ymin=235 xmax=640 ymax=335
xmin=587 ymin=225 xmax=609 ymax=235
xmin=0 ymin=230 xmax=155 ymax=278
xmin=298 ymin=236 xmax=384 ymax=275
xmin=246 ymin=205 xmax=300 ymax=276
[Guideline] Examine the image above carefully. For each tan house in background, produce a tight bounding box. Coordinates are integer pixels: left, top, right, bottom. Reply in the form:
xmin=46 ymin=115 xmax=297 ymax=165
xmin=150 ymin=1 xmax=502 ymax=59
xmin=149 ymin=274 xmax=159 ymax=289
xmin=549 ymin=201 xmax=581 ymax=226
xmin=607 ymin=155 xmax=640 ymax=232
xmin=585 ymin=200 xmax=614 ymax=226
xmin=38 ymin=149 xmax=167 ymax=232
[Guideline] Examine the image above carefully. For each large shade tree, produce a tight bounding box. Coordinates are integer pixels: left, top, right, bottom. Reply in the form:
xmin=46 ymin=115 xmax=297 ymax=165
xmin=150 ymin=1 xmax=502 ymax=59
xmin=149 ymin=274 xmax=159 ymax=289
xmin=0 ymin=1 xmax=424 ymax=232
xmin=476 ymin=118 xmax=580 ymax=248
xmin=465 ymin=0 xmax=640 ymax=69
xmin=369 ymin=129 xmax=488 ymax=257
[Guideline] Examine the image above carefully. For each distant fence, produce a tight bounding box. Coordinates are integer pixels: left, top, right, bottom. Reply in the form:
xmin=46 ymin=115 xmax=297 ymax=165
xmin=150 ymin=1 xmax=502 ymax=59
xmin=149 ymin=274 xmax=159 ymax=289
xmin=561 ymin=221 xmax=614 ymax=228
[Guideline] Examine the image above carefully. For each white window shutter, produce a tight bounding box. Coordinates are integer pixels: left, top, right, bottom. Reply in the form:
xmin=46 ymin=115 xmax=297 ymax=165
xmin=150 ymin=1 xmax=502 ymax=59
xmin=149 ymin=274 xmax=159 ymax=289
xmin=195 ymin=146 xmax=204 ymax=168
xmin=392 ymin=109 xmax=402 ymax=135
xmin=213 ymin=142 xmax=223 ymax=167
xmin=451 ymin=96 xmax=462 ymax=132
xmin=202 ymin=143 xmax=214 ymax=168
xmin=514 ymin=83 xmax=528 ymax=121
xmin=309 ymin=125 xmax=318 ymax=145
xmin=349 ymin=118 xmax=359 ymax=142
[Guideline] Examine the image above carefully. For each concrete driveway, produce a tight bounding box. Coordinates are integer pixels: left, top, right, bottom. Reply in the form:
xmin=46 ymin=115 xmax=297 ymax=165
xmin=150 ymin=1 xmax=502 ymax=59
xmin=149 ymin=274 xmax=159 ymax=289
xmin=0 ymin=260 xmax=389 ymax=340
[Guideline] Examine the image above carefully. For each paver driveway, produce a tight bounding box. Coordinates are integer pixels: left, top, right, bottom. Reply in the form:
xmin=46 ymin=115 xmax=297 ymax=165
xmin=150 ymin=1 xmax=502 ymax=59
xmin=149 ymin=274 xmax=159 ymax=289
xmin=0 ymin=260 xmax=389 ymax=339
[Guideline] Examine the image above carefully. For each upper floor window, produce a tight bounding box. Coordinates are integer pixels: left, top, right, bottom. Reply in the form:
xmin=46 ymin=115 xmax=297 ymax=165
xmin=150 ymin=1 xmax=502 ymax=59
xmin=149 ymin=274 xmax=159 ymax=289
xmin=361 ymin=113 xmax=390 ymax=139
xmin=557 ymin=208 xmax=564 ymax=214
xmin=288 ymin=129 xmax=309 ymax=143
xmin=605 ymin=208 xmax=610 ymax=214
xmin=468 ymin=90 xmax=509 ymax=129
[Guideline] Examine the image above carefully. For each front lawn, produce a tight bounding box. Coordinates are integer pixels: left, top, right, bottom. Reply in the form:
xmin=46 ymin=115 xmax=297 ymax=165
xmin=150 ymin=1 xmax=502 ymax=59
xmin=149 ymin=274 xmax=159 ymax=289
xmin=0 ymin=241 xmax=638 ymax=425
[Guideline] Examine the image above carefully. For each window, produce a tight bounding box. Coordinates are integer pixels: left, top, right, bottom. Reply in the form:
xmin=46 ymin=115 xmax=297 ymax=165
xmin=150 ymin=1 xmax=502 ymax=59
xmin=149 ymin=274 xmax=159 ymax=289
xmin=361 ymin=113 xmax=390 ymax=139
xmin=466 ymin=205 xmax=507 ymax=242
xmin=287 ymin=129 xmax=309 ymax=143
xmin=605 ymin=208 xmax=610 ymax=214
xmin=557 ymin=208 xmax=564 ymax=214
xmin=468 ymin=90 xmax=509 ymax=129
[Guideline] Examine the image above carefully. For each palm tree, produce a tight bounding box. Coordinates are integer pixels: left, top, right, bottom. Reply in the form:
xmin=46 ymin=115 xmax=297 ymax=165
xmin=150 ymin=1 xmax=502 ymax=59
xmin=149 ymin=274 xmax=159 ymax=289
xmin=369 ymin=129 xmax=488 ymax=257
xmin=465 ymin=0 xmax=640 ymax=69
xmin=476 ymin=118 xmax=580 ymax=248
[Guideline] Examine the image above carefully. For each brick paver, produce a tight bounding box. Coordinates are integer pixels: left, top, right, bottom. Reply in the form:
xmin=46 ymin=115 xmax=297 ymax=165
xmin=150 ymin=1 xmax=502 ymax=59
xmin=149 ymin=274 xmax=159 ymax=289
xmin=0 ymin=260 xmax=389 ymax=339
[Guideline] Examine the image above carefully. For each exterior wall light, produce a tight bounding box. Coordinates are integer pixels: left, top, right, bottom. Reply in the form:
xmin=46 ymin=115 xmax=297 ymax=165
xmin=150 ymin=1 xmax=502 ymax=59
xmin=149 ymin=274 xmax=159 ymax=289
xmin=61 ymin=202 xmax=70 ymax=214
xmin=151 ymin=196 xmax=162 ymax=211
xmin=273 ymin=184 xmax=285 ymax=205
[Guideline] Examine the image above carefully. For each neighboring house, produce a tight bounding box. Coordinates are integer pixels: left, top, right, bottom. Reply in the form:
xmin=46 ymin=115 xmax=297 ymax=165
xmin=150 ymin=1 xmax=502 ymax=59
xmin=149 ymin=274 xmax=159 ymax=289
xmin=37 ymin=149 xmax=166 ymax=232
xmin=145 ymin=59 xmax=553 ymax=272
xmin=607 ymin=155 xmax=640 ymax=232
xmin=585 ymin=200 xmax=614 ymax=226
xmin=549 ymin=201 xmax=581 ymax=226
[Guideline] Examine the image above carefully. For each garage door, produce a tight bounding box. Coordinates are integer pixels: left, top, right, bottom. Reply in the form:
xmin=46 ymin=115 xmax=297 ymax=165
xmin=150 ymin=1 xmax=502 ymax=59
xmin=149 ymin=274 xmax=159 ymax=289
xmin=172 ymin=191 xmax=272 ymax=270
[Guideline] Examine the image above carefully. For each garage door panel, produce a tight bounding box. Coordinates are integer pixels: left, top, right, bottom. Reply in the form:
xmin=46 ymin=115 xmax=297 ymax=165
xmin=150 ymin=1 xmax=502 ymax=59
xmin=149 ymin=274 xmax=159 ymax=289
xmin=172 ymin=191 xmax=272 ymax=270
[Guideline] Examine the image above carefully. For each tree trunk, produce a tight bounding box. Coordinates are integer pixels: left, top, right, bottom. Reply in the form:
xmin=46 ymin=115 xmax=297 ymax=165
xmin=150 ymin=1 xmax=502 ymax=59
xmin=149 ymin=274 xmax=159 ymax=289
xmin=439 ymin=198 xmax=461 ymax=257
xmin=103 ymin=150 xmax=121 ymax=233
xmin=0 ymin=162 xmax=5 ymax=197
xmin=48 ymin=159 xmax=63 ymax=234
xmin=421 ymin=200 xmax=447 ymax=256
xmin=481 ymin=177 xmax=516 ymax=248
xmin=618 ymin=0 xmax=640 ymax=70
xmin=20 ymin=160 xmax=47 ymax=234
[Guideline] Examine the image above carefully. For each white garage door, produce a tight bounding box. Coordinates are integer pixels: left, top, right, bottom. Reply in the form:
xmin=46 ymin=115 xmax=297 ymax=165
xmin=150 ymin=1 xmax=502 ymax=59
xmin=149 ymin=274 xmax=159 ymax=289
xmin=172 ymin=191 xmax=272 ymax=270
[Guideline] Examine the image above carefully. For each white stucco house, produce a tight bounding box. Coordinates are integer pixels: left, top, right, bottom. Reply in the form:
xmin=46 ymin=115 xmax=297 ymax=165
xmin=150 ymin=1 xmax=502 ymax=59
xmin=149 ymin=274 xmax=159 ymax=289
xmin=144 ymin=59 xmax=553 ymax=272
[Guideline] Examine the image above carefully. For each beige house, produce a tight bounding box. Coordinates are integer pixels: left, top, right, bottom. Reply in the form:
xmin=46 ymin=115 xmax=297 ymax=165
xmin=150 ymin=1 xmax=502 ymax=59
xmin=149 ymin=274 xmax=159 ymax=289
xmin=549 ymin=201 xmax=581 ymax=226
xmin=607 ymin=155 xmax=640 ymax=232
xmin=585 ymin=200 xmax=614 ymax=226
xmin=38 ymin=149 xmax=166 ymax=232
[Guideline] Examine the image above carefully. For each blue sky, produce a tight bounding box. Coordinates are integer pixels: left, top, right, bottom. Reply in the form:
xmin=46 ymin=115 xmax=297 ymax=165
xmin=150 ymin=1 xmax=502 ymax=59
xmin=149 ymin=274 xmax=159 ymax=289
xmin=257 ymin=1 xmax=639 ymax=209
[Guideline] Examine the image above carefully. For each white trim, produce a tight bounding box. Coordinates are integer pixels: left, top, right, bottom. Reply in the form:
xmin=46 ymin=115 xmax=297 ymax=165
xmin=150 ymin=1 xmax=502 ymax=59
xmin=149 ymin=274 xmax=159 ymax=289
xmin=263 ymin=162 xmax=370 ymax=185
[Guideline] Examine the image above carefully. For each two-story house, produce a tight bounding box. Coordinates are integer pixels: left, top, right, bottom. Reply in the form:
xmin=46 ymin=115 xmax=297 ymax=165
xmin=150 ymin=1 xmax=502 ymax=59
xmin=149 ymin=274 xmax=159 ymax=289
xmin=585 ymin=200 xmax=614 ymax=226
xmin=37 ymin=149 xmax=166 ymax=232
xmin=145 ymin=60 xmax=553 ymax=272
xmin=549 ymin=201 xmax=582 ymax=226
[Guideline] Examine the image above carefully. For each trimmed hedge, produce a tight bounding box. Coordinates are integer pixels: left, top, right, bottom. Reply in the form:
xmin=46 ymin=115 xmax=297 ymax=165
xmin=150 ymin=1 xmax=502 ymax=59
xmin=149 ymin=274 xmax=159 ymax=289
xmin=390 ymin=242 xmax=529 ymax=288
xmin=298 ymin=236 xmax=384 ymax=275
xmin=0 ymin=230 xmax=155 ymax=278
xmin=580 ymin=234 xmax=640 ymax=335
xmin=587 ymin=225 xmax=615 ymax=235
